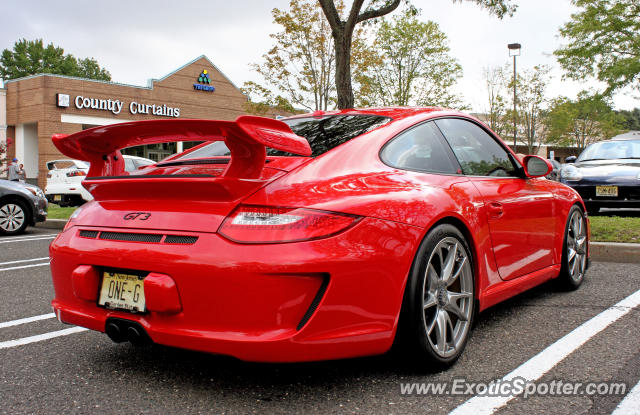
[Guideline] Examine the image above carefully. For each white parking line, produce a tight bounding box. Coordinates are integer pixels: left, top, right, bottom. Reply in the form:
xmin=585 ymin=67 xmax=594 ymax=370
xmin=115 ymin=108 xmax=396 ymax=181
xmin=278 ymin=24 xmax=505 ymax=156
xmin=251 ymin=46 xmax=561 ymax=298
xmin=0 ymin=327 xmax=88 ymax=349
xmin=0 ymin=313 xmax=56 ymax=329
xmin=0 ymin=257 xmax=49 ymax=266
xmin=0 ymin=263 xmax=50 ymax=272
xmin=0 ymin=233 xmax=58 ymax=242
xmin=450 ymin=289 xmax=640 ymax=415
xmin=0 ymin=236 xmax=56 ymax=244
xmin=611 ymin=379 xmax=640 ymax=415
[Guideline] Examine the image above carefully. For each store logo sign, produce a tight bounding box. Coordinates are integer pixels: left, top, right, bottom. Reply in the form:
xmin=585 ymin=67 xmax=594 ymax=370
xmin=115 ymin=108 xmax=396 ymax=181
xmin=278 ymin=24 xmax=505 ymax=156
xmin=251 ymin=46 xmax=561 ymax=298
xmin=193 ymin=69 xmax=215 ymax=92
xmin=56 ymin=93 xmax=70 ymax=108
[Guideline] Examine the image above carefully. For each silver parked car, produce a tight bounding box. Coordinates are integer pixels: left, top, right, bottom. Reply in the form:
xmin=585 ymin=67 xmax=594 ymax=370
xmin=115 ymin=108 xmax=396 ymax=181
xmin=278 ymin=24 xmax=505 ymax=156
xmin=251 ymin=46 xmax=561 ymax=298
xmin=0 ymin=179 xmax=48 ymax=235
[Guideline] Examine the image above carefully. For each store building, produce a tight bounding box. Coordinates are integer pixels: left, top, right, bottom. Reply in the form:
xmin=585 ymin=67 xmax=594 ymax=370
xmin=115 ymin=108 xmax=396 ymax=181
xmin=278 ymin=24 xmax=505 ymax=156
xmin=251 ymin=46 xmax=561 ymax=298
xmin=1 ymin=55 xmax=287 ymax=188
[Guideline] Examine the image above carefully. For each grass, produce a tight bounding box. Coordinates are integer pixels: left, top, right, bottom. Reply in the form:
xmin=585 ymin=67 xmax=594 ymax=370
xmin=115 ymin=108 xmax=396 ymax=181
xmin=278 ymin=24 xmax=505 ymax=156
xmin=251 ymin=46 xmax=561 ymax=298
xmin=589 ymin=215 xmax=640 ymax=243
xmin=47 ymin=204 xmax=77 ymax=220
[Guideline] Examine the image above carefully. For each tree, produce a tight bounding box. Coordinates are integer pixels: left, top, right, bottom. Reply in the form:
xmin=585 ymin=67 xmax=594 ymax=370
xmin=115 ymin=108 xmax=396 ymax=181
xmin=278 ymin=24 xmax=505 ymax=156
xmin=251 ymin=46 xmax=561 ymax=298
xmin=240 ymin=81 xmax=296 ymax=115
xmin=0 ymin=39 xmax=111 ymax=81
xmin=515 ymin=65 xmax=552 ymax=154
xmin=482 ymin=65 xmax=510 ymax=137
xmin=616 ymin=108 xmax=640 ymax=131
xmin=0 ymin=138 xmax=12 ymax=179
xmin=555 ymin=0 xmax=640 ymax=96
xmin=250 ymin=0 xmax=346 ymax=111
xmin=318 ymin=0 xmax=517 ymax=109
xmin=545 ymin=92 xmax=624 ymax=150
xmin=355 ymin=10 xmax=465 ymax=108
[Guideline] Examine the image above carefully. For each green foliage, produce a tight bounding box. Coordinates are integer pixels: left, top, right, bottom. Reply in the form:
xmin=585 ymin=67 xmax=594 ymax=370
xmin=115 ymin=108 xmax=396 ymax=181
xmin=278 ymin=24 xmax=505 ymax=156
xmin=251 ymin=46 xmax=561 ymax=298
xmin=355 ymin=9 xmax=465 ymax=109
xmin=0 ymin=39 xmax=110 ymax=81
xmin=554 ymin=0 xmax=640 ymax=95
xmin=452 ymin=0 xmax=517 ymax=18
xmin=545 ymin=92 xmax=624 ymax=150
xmin=250 ymin=0 xmax=355 ymax=111
xmin=483 ymin=65 xmax=510 ymax=138
xmin=318 ymin=0 xmax=516 ymax=109
xmin=616 ymin=108 xmax=640 ymax=130
xmin=515 ymin=65 xmax=552 ymax=154
xmin=241 ymin=81 xmax=296 ymax=115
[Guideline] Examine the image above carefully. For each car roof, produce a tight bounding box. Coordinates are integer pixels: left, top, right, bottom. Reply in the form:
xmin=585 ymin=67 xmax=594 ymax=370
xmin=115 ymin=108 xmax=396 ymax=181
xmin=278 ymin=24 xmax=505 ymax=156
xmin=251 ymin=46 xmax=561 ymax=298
xmin=283 ymin=106 xmax=446 ymax=122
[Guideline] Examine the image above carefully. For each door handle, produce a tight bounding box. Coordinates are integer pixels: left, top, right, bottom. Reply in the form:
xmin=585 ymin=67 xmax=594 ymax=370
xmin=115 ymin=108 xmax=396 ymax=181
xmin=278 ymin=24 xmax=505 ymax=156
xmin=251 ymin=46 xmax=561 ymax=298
xmin=487 ymin=201 xmax=504 ymax=218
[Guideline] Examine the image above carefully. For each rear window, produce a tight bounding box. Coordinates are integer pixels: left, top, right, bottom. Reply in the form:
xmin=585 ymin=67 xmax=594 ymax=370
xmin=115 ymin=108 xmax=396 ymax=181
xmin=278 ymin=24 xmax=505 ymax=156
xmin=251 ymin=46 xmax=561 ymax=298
xmin=177 ymin=114 xmax=391 ymax=159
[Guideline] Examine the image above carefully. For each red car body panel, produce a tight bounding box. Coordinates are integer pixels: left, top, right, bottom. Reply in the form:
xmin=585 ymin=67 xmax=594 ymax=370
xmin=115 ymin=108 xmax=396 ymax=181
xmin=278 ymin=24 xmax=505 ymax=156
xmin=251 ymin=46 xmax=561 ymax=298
xmin=49 ymin=108 xmax=589 ymax=362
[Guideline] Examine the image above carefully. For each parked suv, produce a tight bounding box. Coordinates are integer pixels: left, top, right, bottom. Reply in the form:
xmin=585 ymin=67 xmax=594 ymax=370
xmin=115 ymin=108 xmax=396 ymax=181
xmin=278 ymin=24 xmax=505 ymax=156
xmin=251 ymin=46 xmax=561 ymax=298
xmin=45 ymin=156 xmax=154 ymax=206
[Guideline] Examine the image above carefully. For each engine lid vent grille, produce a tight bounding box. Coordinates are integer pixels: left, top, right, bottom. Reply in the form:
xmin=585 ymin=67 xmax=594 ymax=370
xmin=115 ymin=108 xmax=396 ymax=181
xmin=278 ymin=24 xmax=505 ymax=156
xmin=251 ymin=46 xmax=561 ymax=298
xmin=78 ymin=230 xmax=198 ymax=245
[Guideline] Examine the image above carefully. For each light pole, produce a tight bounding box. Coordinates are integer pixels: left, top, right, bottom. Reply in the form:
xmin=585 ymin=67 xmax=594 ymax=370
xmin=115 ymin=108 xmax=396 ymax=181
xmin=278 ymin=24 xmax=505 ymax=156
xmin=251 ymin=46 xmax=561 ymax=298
xmin=508 ymin=43 xmax=521 ymax=150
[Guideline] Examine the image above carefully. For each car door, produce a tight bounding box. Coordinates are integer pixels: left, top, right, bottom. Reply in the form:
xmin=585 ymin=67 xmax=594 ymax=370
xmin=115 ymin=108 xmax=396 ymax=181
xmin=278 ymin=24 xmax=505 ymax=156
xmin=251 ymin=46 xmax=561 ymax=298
xmin=435 ymin=118 xmax=556 ymax=281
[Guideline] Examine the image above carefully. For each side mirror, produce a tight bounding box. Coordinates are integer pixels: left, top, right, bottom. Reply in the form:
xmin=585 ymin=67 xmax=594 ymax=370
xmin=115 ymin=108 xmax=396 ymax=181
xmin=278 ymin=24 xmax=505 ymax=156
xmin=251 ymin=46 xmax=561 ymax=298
xmin=565 ymin=156 xmax=577 ymax=163
xmin=522 ymin=155 xmax=552 ymax=178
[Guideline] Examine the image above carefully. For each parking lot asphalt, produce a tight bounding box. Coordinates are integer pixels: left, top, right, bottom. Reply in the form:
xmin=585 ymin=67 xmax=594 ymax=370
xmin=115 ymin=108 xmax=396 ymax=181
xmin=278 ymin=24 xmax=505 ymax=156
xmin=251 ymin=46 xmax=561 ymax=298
xmin=0 ymin=227 xmax=638 ymax=414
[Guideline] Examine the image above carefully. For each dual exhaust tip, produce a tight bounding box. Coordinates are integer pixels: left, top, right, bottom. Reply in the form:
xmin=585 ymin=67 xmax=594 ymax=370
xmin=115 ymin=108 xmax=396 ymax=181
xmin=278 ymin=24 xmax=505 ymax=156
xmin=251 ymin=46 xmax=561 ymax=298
xmin=105 ymin=318 xmax=152 ymax=346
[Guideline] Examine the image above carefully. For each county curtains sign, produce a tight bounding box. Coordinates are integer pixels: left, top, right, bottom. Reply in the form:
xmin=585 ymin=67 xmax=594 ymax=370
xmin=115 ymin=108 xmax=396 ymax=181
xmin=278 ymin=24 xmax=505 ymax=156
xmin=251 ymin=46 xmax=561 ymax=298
xmin=56 ymin=94 xmax=181 ymax=118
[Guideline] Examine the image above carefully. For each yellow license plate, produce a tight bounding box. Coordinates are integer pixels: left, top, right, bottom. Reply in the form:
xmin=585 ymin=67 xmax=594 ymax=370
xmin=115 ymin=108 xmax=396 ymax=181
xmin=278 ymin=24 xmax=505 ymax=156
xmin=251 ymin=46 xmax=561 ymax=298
xmin=595 ymin=186 xmax=618 ymax=197
xmin=53 ymin=194 xmax=62 ymax=201
xmin=98 ymin=272 xmax=146 ymax=312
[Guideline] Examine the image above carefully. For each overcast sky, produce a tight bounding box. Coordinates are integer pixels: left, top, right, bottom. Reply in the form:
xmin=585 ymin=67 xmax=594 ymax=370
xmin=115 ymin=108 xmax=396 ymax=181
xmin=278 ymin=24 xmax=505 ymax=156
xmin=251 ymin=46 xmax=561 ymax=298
xmin=1 ymin=0 xmax=637 ymax=112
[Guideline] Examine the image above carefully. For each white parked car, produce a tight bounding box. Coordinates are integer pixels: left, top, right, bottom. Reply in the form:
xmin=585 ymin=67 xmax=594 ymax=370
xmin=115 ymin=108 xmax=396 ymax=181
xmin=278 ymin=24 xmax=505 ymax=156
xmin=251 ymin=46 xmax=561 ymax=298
xmin=45 ymin=156 xmax=154 ymax=206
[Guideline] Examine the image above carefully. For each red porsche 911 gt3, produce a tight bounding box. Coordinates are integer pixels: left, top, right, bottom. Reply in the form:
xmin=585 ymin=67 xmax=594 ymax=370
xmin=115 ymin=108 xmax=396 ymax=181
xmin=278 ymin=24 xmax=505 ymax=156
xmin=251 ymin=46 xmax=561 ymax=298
xmin=49 ymin=107 xmax=589 ymax=367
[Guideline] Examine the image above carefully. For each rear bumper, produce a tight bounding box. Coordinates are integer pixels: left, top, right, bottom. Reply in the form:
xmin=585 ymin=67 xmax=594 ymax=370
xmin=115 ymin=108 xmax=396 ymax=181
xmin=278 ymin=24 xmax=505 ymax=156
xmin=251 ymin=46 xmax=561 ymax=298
xmin=50 ymin=218 xmax=422 ymax=362
xmin=45 ymin=184 xmax=92 ymax=204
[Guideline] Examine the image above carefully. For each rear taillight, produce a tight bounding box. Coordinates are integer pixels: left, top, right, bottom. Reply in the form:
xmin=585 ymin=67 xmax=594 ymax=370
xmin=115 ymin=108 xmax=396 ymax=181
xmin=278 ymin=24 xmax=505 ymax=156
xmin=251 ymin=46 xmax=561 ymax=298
xmin=66 ymin=170 xmax=87 ymax=177
xmin=218 ymin=205 xmax=361 ymax=244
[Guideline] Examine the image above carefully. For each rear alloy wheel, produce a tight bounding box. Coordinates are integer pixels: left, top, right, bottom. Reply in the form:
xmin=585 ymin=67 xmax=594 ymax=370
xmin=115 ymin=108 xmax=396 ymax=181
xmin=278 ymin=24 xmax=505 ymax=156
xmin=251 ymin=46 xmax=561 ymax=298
xmin=0 ymin=200 xmax=28 ymax=235
xmin=397 ymin=224 xmax=475 ymax=368
xmin=558 ymin=206 xmax=587 ymax=290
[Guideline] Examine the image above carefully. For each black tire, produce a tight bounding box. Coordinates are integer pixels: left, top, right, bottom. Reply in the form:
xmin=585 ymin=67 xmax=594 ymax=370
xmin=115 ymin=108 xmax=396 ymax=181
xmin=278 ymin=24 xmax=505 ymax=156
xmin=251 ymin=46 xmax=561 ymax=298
xmin=395 ymin=224 xmax=475 ymax=369
xmin=557 ymin=205 xmax=588 ymax=290
xmin=0 ymin=198 xmax=30 ymax=235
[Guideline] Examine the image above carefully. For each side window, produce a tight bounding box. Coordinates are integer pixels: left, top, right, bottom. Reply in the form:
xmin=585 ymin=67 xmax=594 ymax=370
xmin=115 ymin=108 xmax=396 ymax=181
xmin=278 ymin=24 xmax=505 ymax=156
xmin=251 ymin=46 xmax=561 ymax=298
xmin=134 ymin=159 xmax=154 ymax=169
xmin=435 ymin=118 xmax=519 ymax=177
xmin=124 ymin=158 xmax=136 ymax=172
xmin=381 ymin=122 xmax=459 ymax=174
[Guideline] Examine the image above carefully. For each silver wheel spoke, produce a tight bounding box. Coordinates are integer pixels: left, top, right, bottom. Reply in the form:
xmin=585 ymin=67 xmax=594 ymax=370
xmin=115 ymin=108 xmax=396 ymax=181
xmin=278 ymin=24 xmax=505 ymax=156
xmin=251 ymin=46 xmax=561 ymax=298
xmin=435 ymin=309 xmax=448 ymax=352
xmin=447 ymin=256 xmax=467 ymax=287
xmin=567 ymin=247 xmax=576 ymax=262
xmin=441 ymin=242 xmax=458 ymax=284
xmin=444 ymin=293 xmax=469 ymax=321
xmin=424 ymin=293 xmax=437 ymax=310
xmin=427 ymin=264 xmax=439 ymax=290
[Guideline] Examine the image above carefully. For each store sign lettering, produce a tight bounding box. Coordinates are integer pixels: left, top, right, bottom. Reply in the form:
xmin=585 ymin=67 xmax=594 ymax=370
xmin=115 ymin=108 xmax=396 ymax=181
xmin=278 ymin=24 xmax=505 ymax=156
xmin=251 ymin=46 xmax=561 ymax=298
xmin=72 ymin=95 xmax=180 ymax=118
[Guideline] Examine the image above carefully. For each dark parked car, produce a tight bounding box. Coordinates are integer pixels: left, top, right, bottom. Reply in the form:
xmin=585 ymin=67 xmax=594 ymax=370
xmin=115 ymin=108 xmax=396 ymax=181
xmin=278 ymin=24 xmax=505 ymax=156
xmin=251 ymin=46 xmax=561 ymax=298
xmin=546 ymin=159 xmax=562 ymax=181
xmin=0 ymin=179 xmax=48 ymax=235
xmin=560 ymin=139 xmax=640 ymax=215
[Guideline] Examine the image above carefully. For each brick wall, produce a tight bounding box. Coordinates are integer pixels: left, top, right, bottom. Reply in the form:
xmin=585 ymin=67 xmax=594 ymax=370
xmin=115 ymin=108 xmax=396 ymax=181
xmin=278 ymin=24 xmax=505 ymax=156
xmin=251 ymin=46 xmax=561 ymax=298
xmin=5 ymin=56 xmax=295 ymax=188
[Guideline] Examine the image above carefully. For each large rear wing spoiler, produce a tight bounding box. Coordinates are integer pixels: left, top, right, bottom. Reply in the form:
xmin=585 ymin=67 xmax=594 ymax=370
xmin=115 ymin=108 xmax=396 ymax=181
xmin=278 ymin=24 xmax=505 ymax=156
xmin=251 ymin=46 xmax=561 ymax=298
xmin=52 ymin=116 xmax=311 ymax=179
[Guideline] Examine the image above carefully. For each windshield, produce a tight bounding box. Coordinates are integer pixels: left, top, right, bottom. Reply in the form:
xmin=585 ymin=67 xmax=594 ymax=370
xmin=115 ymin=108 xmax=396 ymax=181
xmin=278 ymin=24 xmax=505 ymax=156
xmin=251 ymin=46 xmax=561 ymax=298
xmin=578 ymin=140 xmax=640 ymax=161
xmin=176 ymin=114 xmax=391 ymax=160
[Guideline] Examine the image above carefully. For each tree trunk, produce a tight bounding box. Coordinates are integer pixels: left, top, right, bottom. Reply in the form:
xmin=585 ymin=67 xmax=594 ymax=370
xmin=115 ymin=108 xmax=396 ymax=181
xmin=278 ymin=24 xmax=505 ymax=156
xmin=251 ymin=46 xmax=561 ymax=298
xmin=334 ymin=28 xmax=354 ymax=109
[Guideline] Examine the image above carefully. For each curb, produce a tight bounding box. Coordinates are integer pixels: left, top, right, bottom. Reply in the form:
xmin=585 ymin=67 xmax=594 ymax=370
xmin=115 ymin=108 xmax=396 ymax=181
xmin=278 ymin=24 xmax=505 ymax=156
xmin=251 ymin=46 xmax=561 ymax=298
xmin=590 ymin=242 xmax=640 ymax=264
xmin=36 ymin=219 xmax=67 ymax=230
